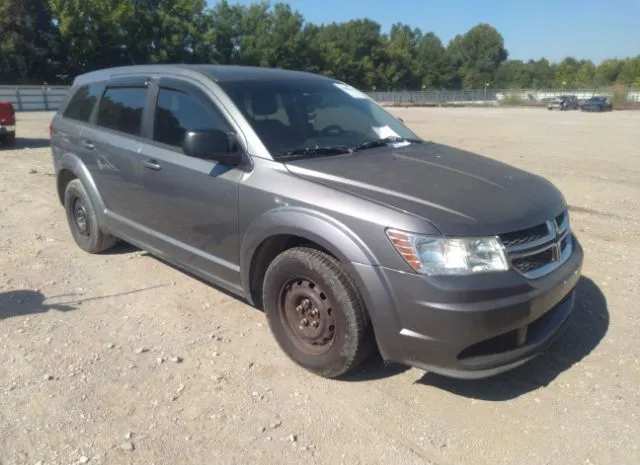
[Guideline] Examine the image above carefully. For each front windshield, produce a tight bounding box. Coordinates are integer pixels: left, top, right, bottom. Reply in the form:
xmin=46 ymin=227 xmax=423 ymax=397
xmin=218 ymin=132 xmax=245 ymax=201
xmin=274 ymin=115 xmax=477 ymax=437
xmin=218 ymin=79 xmax=420 ymax=157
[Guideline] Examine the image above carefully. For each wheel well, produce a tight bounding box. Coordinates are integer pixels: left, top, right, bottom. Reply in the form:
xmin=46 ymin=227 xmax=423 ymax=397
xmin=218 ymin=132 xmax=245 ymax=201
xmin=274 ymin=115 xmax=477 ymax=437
xmin=249 ymin=234 xmax=334 ymax=309
xmin=57 ymin=169 xmax=77 ymax=205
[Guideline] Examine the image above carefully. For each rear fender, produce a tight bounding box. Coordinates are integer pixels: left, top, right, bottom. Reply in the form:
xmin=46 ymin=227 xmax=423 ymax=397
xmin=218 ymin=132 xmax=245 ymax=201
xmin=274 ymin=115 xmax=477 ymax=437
xmin=58 ymin=152 xmax=108 ymax=229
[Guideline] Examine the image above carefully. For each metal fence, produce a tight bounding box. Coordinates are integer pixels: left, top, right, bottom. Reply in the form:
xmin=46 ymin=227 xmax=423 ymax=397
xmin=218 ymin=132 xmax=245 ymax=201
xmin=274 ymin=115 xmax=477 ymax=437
xmin=0 ymin=85 xmax=69 ymax=111
xmin=368 ymin=88 xmax=640 ymax=106
xmin=2 ymin=85 xmax=640 ymax=111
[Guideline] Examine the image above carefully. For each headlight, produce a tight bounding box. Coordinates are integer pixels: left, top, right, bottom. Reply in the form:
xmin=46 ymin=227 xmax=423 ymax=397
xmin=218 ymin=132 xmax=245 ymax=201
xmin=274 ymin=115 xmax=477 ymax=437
xmin=386 ymin=229 xmax=509 ymax=276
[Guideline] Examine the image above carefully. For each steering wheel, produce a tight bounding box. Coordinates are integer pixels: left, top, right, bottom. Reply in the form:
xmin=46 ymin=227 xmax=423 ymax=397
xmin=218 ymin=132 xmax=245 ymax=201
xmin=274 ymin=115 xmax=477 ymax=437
xmin=319 ymin=124 xmax=345 ymax=137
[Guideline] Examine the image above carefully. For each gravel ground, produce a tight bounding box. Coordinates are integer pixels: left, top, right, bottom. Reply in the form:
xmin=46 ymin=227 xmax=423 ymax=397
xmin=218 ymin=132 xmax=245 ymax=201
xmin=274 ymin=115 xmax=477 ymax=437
xmin=1 ymin=108 xmax=638 ymax=465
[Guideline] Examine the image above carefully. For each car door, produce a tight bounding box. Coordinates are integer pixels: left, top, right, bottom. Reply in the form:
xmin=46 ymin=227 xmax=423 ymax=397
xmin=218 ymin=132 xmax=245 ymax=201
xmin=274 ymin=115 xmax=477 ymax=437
xmin=84 ymin=77 xmax=151 ymax=227
xmin=132 ymin=77 xmax=244 ymax=290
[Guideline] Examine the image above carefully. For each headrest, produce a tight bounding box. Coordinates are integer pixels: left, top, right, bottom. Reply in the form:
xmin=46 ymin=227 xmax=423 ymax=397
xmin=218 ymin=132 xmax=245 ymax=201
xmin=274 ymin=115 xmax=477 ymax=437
xmin=251 ymin=92 xmax=278 ymax=116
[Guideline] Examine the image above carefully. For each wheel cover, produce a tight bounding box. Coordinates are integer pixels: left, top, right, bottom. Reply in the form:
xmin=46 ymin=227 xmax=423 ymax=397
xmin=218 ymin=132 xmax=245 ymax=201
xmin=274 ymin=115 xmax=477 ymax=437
xmin=278 ymin=278 xmax=336 ymax=355
xmin=72 ymin=197 xmax=89 ymax=236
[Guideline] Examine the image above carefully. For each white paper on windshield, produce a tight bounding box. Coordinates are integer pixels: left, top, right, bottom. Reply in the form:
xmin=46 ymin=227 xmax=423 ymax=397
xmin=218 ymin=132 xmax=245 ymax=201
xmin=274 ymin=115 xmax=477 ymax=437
xmin=372 ymin=126 xmax=411 ymax=147
xmin=334 ymin=83 xmax=369 ymax=99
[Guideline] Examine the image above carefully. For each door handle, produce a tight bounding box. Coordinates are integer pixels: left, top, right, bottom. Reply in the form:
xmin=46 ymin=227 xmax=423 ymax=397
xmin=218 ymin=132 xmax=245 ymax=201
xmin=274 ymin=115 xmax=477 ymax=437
xmin=81 ymin=140 xmax=95 ymax=150
xmin=143 ymin=159 xmax=162 ymax=171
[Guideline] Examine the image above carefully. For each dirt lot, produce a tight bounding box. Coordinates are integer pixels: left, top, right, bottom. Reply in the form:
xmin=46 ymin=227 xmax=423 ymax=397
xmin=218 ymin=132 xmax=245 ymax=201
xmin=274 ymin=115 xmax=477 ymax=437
xmin=1 ymin=108 xmax=638 ymax=465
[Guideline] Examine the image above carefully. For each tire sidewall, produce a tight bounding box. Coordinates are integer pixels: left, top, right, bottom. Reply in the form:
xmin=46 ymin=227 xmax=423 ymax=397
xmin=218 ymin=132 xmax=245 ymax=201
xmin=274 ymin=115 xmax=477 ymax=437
xmin=263 ymin=251 xmax=363 ymax=376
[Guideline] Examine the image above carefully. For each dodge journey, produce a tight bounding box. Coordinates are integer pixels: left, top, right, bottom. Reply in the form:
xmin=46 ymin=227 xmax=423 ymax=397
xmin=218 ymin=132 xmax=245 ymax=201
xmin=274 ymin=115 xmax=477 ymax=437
xmin=50 ymin=65 xmax=584 ymax=379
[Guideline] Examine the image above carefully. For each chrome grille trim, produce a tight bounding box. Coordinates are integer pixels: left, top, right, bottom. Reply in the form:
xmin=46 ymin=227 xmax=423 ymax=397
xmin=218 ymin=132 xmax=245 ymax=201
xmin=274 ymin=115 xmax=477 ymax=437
xmin=499 ymin=210 xmax=572 ymax=279
xmin=503 ymin=220 xmax=556 ymax=253
xmin=555 ymin=210 xmax=569 ymax=234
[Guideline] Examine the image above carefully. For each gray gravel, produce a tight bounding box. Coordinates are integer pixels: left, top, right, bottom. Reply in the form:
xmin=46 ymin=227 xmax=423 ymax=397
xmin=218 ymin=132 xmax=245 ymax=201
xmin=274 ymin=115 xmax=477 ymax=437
xmin=0 ymin=109 xmax=638 ymax=465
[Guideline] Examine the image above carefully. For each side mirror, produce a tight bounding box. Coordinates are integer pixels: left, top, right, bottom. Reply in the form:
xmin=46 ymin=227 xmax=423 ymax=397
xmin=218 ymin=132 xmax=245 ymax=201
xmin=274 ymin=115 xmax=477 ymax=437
xmin=183 ymin=129 xmax=242 ymax=166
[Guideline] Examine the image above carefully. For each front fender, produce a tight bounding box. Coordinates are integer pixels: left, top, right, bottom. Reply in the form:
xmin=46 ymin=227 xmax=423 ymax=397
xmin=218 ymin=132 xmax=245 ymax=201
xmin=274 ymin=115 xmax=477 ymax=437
xmin=240 ymin=207 xmax=378 ymax=299
xmin=58 ymin=152 xmax=108 ymax=228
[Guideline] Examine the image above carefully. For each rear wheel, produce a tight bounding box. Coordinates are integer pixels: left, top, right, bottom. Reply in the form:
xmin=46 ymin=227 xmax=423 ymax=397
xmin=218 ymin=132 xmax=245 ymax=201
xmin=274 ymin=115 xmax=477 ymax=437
xmin=262 ymin=247 xmax=374 ymax=378
xmin=64 ymin=179 xmax=117 ymax=253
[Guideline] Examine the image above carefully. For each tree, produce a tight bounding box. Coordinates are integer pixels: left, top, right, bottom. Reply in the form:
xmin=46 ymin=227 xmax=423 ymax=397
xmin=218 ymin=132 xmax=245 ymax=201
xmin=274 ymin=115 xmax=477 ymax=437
xmin=49 ymin=0 xmax=208 ymax=78
xmin=1 ymin=1 xmax=639 ymax=89
xmin=204 ymin=0 xmax=243 ymax=64
xmin=0 ymin=0 xmax=61 ymax=83
xmin=574 ymin=60 xmax=596 ymax=87
xmin=310 ymin=19 xmax=386 ymax=88
xmin=416 ymin=32 xmax=449 ymax=89
xmin=553 ymin=57 xmax=580 ymax=87
xmin=595 ymin=59 xmax=623 ymax=86
xmin=529 ymin=58 xmax=555 ymax=88
xmin=127 ymin=0 xmax=210 ymax=64
xmin=244 ymin=3 xmax=310 ymax=70
xmin=48 ymin=0 xmax=133 ymax=77
xmin=446 ymin=24 xmax=508 ymax=89
xmin=495 ymin=60 xmax=533 ymax=88
xmin=616 ymin=57 xmax=640 ymax=86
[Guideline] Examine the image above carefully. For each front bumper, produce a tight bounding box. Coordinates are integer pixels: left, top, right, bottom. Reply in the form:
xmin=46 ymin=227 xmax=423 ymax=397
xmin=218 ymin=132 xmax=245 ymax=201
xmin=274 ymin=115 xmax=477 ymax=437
xmin=0 ymin=124 xmax=15 ymax=134
xmin=347 ymin=236 xmax=584 ymax=379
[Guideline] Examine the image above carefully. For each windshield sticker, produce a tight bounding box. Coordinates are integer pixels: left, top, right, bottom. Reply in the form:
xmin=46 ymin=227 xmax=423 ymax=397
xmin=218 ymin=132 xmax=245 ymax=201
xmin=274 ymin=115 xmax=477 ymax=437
xmin=372 ymin=126 xmax=411 ymax=147
xmin=334 ymin=83 xmax=369 ymax=99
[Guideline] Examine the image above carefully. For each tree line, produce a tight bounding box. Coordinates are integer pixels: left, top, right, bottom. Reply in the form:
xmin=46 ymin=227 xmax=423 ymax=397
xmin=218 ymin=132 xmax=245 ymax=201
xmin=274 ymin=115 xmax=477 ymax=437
xmin=1 ymin=0 xmax=639 ymax=89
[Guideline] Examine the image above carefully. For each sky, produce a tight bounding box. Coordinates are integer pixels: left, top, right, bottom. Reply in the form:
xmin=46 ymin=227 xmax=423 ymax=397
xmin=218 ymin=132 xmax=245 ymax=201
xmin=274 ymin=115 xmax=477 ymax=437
xmin=209 ymin=0 xmax=640 ymax=63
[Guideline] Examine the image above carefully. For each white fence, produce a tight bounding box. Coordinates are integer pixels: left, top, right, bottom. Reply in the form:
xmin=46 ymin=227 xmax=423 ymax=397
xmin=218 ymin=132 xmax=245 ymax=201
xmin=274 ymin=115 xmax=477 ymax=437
xmin=2 ymin=85 xmax=639 ymax=111
xmin=0 ymin=86 xmax=69 ymax=111
xmin=369 ymin=88 xmax=640 ymax=106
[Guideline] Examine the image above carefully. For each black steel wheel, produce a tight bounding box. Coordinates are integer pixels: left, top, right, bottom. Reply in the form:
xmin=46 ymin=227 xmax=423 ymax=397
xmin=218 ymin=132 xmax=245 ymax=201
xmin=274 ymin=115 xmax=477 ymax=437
xmin=278 ymin=277 xmax=336 ymax=355
xmin=72 ymin=197 xmax=90 ymax=236
xmin=64 ymin=179 xmax=117 ymax=253
xmin=263 ymin=247 xmax=374 ymax=378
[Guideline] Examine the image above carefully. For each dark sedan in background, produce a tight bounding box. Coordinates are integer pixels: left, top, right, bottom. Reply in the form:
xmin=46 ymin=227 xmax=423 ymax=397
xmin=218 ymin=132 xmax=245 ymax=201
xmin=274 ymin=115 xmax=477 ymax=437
xmin=580 ymin=96 xmax=613 ymax=112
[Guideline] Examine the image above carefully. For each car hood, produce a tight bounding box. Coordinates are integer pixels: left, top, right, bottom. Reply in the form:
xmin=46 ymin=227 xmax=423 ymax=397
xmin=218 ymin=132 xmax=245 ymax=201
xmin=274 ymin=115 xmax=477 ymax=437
xmin=284 ymin=142 xmax=565 ymax=236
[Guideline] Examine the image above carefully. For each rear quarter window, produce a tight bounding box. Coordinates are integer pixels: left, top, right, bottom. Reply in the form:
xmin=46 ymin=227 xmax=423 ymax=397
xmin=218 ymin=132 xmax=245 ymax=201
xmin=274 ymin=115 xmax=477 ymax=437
xmin=62 ymin=84 xmax=103 ymax=122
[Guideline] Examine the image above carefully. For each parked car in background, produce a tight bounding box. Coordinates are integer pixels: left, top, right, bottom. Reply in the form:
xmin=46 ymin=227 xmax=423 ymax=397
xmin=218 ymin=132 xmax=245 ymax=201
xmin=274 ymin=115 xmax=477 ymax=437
xmin=50 ymin=65 xmax=583 ymax=380
xmin=580 ymin=96 xmax=613 ymax=112
xmin=0 ymin=101 xmax=16 ymax=146
xmin=547 ymin=95 xmax=579 ymax=111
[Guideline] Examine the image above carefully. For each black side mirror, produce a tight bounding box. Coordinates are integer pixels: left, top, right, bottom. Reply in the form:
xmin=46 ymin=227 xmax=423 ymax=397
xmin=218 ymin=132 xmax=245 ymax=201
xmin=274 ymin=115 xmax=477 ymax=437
xmin=183 ymin=129 xmax=242 ymax=166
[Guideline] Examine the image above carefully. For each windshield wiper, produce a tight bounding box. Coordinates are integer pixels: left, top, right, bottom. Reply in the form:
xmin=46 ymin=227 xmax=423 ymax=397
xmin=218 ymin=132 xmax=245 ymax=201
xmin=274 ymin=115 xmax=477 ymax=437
xmin=352 ymin=136 xmax=422 ymax=152
xmin=277 ymin=145 xmax=352 ymax=158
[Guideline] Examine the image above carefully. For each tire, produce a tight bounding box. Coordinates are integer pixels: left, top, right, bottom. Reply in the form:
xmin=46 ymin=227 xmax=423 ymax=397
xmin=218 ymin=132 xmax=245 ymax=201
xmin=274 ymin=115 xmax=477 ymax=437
xmin=64 ymin=179 xmax=117 ymax=253
xmin=2 ymin=132 xmax=16 ymax=146
xmin=262 ymin=247 xmax=375 ymax=378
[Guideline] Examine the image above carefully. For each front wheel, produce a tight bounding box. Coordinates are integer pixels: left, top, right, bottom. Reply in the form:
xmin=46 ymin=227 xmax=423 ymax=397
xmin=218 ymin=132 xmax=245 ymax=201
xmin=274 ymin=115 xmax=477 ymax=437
xmin=262 ymin=247 xmax=374 ymax=378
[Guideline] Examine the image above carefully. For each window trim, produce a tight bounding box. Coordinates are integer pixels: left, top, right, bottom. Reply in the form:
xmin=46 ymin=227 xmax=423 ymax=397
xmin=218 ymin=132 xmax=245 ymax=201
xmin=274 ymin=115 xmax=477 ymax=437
xmin=93 ymin=79 xmax=151 ymax=138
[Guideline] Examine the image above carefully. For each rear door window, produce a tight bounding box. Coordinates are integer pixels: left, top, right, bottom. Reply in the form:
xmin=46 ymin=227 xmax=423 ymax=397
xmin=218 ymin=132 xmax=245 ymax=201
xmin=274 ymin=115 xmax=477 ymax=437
xmin=63 ymin=84 xmax=103 ymax=122
xmin=96 ymin=87 xmax=148 ymax=136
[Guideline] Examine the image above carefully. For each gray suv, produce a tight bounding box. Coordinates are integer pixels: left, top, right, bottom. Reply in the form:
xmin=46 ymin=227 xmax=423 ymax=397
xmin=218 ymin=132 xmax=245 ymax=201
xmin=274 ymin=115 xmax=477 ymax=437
xmin=51 ymin=65 xmax=584 ymax=379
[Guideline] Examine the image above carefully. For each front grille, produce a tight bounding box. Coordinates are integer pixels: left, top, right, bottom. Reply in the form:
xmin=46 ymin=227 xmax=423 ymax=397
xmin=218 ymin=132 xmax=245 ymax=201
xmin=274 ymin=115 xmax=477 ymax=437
xmin=512 ymin=247 xmax=554 ymax=273
xmin=555 ymin=211 xmax=568 ymax=232
xmin=499 ymin=223 xmax=550 ymax=248
xmin=499 ymin=209 xmax=572 ymax=279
